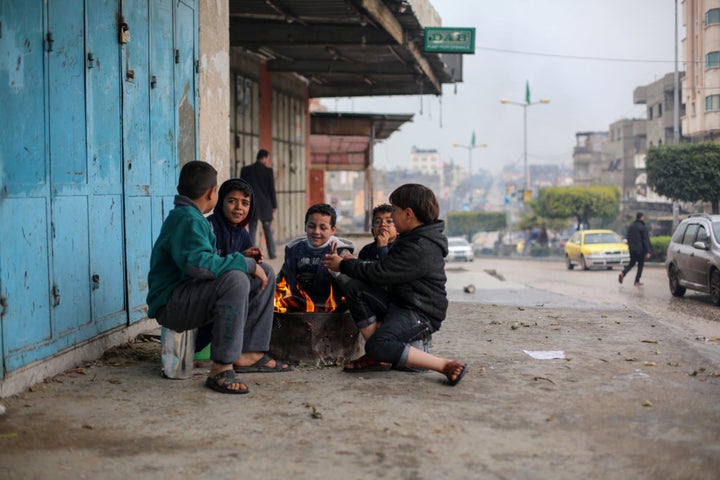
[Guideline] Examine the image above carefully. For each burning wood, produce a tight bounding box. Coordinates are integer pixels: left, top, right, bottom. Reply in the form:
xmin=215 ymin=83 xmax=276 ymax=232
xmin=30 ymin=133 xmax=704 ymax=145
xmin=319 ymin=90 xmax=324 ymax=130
xmin=274 ymin=276 xmax=344 ymax=313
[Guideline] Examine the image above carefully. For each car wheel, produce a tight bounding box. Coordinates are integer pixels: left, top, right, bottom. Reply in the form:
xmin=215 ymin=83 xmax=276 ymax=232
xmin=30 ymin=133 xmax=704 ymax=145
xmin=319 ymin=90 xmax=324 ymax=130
xmin=565 ymin=255 xmax=574 ymax=270
xmin=711 ymin=270 xmax=720 ymax=306
xmin=581 ymin=255 xmax=588 ymax=270
xmin=668 ymin=264 xmax=686 ymax=297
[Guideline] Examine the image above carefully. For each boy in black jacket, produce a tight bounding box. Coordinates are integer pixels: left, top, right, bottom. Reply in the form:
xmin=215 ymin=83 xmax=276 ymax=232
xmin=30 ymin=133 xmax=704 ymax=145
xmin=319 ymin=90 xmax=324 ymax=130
xmin=322 ymin=184 xmax=467 ymax=386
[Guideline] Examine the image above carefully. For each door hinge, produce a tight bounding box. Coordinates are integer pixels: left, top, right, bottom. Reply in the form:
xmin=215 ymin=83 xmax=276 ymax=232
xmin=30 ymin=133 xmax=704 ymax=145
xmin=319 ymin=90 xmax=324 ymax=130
xmin=0 ymin=294 xmax=7 ymax=317
xmin=175 ymin=49 xmax=179 ymax=64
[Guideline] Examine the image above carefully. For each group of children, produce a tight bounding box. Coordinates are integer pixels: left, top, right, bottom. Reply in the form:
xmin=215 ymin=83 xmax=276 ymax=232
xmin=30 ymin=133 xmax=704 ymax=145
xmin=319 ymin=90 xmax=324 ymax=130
xmin=147 ymin=160 xmax=467 ymax=395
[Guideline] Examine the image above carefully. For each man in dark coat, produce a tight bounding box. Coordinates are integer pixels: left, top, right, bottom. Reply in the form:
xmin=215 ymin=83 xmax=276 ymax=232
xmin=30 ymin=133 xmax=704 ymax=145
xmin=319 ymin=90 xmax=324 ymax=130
xmin=619 ymin=212 xmax=652 ymax=286
xmin=241 ymin=149 xmax=278 ymax=259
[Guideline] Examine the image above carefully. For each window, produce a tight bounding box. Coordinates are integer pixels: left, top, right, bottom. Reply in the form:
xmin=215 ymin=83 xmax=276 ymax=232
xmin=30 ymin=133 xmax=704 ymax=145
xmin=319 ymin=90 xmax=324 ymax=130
xmin=706 ymin=95 xmax=720 ymax=111
xmin=683 ymin=224 xmax=699 ymax=246
xmin=706 ymin=51 xmax=720 ymax=68
xmin=706 ymin=8 xmax=720 ymax=25
xmin=647 ymin=106 xmax=653 ymax=119
xmin=658 ymin=103 xmax=663 ymax=117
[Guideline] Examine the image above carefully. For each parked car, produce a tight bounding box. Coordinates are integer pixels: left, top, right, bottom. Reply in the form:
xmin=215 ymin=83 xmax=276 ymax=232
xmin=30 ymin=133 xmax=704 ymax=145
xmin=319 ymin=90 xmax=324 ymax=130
xmin=665 ymin=213 xmax=720 ymax=305
xmin=446 ymin=237 xmax=474 ymax=262
xmin=564 ymin=229 xmax=630 ymax=270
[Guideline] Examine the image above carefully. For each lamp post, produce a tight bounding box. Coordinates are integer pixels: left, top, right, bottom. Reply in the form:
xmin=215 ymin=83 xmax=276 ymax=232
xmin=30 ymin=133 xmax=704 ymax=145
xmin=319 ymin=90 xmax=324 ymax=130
xmin=452 ymin=139 xmax=487 ymax=210
xmin=500 ymin=96 xmax=550 ymax=197
xmin=452 ymin=141 xmax=487 ymax=177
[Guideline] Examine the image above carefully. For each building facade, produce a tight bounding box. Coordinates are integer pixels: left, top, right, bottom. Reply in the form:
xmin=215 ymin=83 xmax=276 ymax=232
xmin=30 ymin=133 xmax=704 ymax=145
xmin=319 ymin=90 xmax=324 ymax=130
xmin=682 ymin=0 xmax=720 ymax=141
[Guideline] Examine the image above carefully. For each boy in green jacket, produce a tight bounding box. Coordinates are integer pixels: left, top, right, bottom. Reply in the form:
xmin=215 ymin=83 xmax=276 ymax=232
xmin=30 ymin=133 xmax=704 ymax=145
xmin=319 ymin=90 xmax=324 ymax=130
xmin=147 ymin=161 xmax=274 ymax=394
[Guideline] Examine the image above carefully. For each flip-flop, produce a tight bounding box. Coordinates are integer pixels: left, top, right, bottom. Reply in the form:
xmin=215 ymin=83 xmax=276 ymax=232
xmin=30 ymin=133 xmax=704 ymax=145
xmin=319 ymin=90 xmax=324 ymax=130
xmin=343 ymin=354 xmax=392 ymax=373
xmin=205 ymin=369 xmax=249 ymax=394
xmin=443 ymin=361 xmax=467 ymax=386
xmin=233 ymin=353 xmax=291 ymax=373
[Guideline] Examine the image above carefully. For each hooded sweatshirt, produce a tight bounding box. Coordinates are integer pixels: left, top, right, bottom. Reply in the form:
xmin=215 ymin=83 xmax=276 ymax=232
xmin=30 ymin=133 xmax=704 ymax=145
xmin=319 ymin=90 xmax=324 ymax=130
xmin=207 ymin=178 xmax=254 ymax=256
xmin=340 ymin=220 xmax=448 ymax=329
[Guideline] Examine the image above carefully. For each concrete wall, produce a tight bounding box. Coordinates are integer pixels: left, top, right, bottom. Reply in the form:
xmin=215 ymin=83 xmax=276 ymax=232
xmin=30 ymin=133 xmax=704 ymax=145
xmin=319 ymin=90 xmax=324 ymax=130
xmin=199 ymin=0 xmax=230 ymax=177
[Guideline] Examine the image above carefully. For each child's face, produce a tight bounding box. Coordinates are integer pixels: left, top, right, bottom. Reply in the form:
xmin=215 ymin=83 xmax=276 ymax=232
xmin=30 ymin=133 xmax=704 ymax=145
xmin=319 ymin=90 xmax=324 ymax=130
xmin=372 ymin=211 xmax=397 ymax=240
xmin=391 ymin=205 xmax=412 ymax=234
xmin=222 ymin=190 xmax=251 ymax=227
xmin=305 ymin=213 xmax=335 ymax=247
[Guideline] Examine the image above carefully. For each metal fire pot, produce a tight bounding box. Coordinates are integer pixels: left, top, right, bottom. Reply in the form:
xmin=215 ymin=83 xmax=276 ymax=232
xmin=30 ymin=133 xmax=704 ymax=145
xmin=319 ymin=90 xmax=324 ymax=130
xmin=269 ymin=311 xmax=363 ymax=366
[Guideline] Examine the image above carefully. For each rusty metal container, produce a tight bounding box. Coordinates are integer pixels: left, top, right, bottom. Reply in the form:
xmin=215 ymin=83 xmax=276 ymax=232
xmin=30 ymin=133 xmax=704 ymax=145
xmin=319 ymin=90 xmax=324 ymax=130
xmin=269 ymin=311 xmax=363 ymax=366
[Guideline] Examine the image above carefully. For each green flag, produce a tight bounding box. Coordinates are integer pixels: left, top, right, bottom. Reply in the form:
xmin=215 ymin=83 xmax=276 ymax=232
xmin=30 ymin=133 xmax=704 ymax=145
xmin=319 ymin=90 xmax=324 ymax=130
xmin=471 ymin=130 xmax=476 ymax=147
xmin=525 ymin=80 xmax=531 ymax=104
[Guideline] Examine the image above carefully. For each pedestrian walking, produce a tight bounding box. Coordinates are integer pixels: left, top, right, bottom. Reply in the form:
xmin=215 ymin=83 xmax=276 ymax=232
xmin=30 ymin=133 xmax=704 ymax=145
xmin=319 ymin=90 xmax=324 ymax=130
xmin=241 ymin=149 xmax=278 ymax=259
xmin=618 ymin=212 xmax=652 ymax=286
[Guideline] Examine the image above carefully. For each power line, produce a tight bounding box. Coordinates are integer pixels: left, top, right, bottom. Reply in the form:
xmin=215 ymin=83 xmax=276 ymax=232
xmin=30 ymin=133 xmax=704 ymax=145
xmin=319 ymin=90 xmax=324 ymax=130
xmin=475 ymin=45 xmax=675 ymax=64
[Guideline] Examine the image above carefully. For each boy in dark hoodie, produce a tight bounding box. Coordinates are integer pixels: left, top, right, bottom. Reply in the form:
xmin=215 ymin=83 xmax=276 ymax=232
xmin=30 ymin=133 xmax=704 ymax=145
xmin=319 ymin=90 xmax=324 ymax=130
xmin=322 ymin=184 xmax=467 ymax=386
xmin=147 ymin=162 xmax=275 ymax=394
xmin=202 ymin=178 xmax=289 ymax=372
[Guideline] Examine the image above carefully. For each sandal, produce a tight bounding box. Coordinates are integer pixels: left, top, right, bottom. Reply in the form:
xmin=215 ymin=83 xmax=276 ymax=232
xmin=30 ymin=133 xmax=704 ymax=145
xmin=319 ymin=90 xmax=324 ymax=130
xmin=205 ymin=369 xmax=249 ymax=394
xmin=443 ymin=361 xmax=467 ymax=386
xmin=233 ymin=353 xmax=291 ymax=373
xmin=343 ymin=354 xmax=391 ymax=373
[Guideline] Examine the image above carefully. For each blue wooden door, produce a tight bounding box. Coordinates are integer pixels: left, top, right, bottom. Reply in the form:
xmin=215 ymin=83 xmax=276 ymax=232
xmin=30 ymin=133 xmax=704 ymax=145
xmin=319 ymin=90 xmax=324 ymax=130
xmin=0 ymin=0 xmax=51 ymax=374
xmin=0 ymin=0 xmax=126 ymax=372
xmin=122 ymin=0 xmax=198 ymax=323
xmin=1 ymin=0 xmax=197 ymax=376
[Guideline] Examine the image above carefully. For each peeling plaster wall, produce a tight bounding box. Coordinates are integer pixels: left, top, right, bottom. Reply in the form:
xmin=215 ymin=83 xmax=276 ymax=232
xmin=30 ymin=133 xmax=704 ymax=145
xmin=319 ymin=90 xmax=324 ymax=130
xmin=198 ymin=0 xmax=230 ymax=177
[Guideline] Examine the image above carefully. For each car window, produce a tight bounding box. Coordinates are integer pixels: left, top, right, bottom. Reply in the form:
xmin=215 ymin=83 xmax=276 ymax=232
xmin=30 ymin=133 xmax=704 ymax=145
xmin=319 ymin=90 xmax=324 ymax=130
xmin=713 ymin=221 xmax=720 ymax=243
xmin=584 ymin=233 xmax=620 ymax=244
xmin=672 ymin=223 xmax=687 ymax=243
xmin=569 ymin=233 xmax=579 ymax=244
xmin=682 ymin=223 xmax=699 ymax=246
xmin=449 ymin=239 xmax=469 ymax=247
xmin=696 ymin=225 xmax=708 ymax=244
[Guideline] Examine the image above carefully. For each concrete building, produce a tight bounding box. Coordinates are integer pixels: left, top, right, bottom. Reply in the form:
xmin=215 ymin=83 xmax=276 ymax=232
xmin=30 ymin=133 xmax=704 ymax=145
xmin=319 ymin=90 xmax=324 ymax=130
xmin=682 ymin=0 xmax=720 ymax=141
xmin=410 ymin=146 xmax=443 ymax=177
xmin=572 ymin=131 xmax=609 ymax=186
xmin=634 ymin=72 xmax=686 ymax=148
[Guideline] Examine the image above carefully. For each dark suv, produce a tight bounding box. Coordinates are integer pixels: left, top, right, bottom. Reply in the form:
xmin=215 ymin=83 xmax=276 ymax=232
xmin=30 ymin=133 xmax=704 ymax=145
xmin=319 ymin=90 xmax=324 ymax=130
xmin=665 ymin=213 xmax=720 ymax=305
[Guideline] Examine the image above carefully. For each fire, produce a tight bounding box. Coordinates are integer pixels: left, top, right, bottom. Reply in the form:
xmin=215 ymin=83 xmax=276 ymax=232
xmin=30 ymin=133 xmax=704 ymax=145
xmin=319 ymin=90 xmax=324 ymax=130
xmin=274 ymin=276 xmax=343 ymax=313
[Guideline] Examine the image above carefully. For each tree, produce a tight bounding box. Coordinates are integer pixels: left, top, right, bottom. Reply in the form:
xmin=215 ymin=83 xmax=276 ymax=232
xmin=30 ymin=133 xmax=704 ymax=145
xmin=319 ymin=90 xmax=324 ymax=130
xmin=646 ymin=143 xmax=720 ymax=213
xmin=536 ymin=186 xmax=620 ymax=230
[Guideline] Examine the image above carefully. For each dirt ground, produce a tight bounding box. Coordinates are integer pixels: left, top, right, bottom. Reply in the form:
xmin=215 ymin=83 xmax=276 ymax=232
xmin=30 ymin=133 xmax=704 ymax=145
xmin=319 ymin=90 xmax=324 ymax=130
xmin=1 ymin=299 xmax=719 ymax=480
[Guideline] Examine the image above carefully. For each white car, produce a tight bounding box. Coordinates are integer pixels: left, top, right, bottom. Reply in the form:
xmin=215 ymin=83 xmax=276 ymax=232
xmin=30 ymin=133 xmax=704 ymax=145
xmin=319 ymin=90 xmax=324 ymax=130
xmin=446 ymin=237 xmax=474 ymax=262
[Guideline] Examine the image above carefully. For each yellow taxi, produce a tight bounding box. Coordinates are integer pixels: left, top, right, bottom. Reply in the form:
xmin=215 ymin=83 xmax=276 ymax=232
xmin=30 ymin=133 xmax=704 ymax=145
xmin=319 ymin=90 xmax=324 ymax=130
xmin=564 ymin=229 xmax=630 ymax=270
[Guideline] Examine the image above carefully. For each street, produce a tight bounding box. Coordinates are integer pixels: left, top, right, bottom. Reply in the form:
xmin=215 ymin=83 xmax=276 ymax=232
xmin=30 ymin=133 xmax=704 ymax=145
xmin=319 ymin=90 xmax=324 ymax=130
xmin=445 ymin=256 xmax=720 ymax=341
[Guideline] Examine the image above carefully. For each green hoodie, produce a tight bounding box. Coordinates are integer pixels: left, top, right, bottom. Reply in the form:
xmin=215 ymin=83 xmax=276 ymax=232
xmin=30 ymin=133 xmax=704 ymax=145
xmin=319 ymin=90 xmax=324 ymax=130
xmin=146 ymin=195 xmax=254 ymax=318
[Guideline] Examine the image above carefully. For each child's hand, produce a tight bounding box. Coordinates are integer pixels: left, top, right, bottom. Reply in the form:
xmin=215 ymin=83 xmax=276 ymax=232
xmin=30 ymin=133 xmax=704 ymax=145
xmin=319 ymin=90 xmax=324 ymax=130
xmin=376 ymin=229 xmax=391 ymax=248
xmin=253 ymin=263 xmax=268 ymax=289
xmin=243 ymin=247 xmax=264 ymax=263
xmin=322 ymin=241 xmax=343 ymax=272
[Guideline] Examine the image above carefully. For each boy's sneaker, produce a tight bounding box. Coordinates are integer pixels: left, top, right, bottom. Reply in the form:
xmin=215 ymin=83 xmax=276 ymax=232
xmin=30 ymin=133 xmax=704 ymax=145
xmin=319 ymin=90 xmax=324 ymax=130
xmin=618 ymin=272 xmax=624 ymax=284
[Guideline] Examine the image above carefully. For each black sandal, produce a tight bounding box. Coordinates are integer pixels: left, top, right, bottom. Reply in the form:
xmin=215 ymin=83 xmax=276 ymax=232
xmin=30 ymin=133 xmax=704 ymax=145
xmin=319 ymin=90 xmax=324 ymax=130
xmin=205 ymin=369 xmax=249 ymax=394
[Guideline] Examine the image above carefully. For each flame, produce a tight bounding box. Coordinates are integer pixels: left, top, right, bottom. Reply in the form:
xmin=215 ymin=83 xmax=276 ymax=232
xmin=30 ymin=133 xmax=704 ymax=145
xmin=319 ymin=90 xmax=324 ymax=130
xmin=325 ymin=284 xmax=337 ymax=312
xmin=274 ymin=276 xmax=343 ymax=313
xmin=274 ymin=277 xmax=291 ymax=313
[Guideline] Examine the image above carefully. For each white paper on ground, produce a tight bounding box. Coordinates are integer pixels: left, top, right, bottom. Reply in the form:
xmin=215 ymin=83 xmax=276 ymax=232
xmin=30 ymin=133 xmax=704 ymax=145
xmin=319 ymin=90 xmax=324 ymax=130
xmin=523 ymin=350 xmax=565 ymax=360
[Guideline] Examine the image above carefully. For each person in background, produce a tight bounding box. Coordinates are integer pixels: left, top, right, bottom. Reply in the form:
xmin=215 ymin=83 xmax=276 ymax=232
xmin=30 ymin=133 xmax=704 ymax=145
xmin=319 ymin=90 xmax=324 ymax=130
xmin=618 ymin=212 xmax=652 ymax=287
xmin=241 ymin=149 xmax=278 ymax=259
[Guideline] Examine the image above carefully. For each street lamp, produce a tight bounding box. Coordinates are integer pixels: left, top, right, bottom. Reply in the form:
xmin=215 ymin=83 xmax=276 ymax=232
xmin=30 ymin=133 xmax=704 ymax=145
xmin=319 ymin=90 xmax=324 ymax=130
xmin=500 ymin=97 xmax=550 ymax=196
xmin=452 ymin=141 xmax=488 ymax=176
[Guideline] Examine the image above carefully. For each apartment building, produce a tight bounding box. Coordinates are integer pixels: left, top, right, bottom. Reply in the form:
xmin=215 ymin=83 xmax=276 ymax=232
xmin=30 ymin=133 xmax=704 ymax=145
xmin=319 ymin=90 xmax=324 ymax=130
xmin=682 ymin=0 xmax=720 ymax=140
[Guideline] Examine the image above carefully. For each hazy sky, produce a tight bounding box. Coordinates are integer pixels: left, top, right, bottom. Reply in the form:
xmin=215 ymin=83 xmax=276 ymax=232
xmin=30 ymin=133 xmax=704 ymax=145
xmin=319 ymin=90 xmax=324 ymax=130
xmin=324 ymin=0 xmax=680 ymax=175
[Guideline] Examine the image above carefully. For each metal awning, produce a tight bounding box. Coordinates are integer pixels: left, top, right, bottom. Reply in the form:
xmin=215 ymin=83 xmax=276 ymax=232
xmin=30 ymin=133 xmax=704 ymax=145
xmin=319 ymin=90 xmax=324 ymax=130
xmin=229 ymin=0 xmax=459 ymax=97
xmin=310 ymin=111 xmax=413 ymax=170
